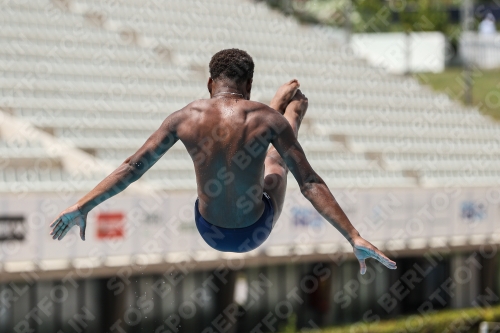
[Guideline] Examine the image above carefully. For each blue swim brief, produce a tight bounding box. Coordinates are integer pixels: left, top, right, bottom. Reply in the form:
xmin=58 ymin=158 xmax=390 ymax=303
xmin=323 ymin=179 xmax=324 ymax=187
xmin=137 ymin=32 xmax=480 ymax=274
xmin=195 ymin=192 xmax=275 ymax=253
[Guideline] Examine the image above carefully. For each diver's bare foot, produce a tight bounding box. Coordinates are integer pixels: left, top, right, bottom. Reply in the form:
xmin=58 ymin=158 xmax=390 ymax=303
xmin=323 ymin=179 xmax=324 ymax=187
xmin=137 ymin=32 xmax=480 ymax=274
xmin=270 ymin=79 xmax=300 ymax=114
xmin=285 ymin=89 xmax=308 ymax=120
xmin=284 ymin=89 xmax=308 ymax=137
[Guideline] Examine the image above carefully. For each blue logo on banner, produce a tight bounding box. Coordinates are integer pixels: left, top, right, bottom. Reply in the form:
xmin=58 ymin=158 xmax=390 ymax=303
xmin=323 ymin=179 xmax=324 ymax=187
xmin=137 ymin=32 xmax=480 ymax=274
xmin=292 ymin=207 xmax=323 ymax=228
xmin=461 ymin=201 xmax=486 ymax=222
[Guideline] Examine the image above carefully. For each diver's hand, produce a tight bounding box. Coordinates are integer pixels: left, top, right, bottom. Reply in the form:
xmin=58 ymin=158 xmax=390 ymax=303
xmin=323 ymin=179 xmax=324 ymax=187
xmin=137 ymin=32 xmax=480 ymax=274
xmin=352 ymin=236 xmax=396 ymax=274
xmin=49 ymin=204 xmax=87 ymax=241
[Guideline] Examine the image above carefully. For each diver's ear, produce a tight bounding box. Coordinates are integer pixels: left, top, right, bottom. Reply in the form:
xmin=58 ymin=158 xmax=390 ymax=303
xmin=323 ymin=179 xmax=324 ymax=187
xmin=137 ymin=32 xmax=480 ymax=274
xmin=207 ymin=78 xmax=213 ymax=96
xmin=246 ymin=78 xmax=253 ymax=100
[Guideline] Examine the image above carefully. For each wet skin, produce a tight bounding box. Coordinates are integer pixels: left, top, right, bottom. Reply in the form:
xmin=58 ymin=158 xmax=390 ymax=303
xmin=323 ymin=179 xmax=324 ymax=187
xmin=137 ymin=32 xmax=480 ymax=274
xmin=49 ymin=77 xmax=397 ymax=274
xmin=179 ymin=97 xmax=279 ymax=228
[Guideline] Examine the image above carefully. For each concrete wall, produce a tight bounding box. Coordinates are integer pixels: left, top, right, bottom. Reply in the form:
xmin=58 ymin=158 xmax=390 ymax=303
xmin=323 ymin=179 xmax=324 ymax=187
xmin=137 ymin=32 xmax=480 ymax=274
xmin=351 ymin=32 xmax=446 ymax=74
xmin=1 ymin=251 xmax=498 ymax=332
xmin=461 ymin=32 xmax=500 ymax=69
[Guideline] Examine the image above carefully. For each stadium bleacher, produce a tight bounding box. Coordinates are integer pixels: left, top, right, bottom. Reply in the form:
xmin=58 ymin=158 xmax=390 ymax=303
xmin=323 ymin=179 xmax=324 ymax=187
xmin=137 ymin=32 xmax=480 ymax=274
xmin=3 ymin=0 xmax=500 ymax=194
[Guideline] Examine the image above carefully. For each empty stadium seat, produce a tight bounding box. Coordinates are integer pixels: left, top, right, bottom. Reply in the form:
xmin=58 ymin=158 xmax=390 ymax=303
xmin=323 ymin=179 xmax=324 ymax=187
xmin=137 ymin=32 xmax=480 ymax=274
xmin=1 ymin=0 xmax=500 ymax=193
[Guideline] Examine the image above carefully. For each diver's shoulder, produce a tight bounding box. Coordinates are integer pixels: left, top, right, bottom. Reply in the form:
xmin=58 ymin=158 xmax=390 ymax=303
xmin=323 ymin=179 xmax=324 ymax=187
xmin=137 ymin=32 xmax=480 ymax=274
xmin=244 ymin=101 xmax=286 ymax=130
xmin=246 ymin=100 xmax=273 ymax=110
xmin=182 ymin=98 xmax=274 ymax=114
xmin=183 ymin=99 xmax=211 ymax=112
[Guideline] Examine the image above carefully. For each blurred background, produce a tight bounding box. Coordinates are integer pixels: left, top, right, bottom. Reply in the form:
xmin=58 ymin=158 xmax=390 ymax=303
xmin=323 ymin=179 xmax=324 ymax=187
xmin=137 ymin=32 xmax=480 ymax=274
xmin=0 ymin=0 xmax=500 ymax=332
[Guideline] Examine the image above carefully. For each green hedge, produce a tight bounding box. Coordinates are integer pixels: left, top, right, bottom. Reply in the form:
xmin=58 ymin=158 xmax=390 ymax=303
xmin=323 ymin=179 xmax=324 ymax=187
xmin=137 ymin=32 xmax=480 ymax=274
xmin=280 ymin=305 xmax=500 ymax=333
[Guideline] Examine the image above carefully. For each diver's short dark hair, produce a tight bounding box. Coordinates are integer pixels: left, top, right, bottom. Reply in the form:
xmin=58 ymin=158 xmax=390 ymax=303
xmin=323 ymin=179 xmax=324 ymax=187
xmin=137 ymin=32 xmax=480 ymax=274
xmin=209 ymin=49 xmax=254 ymax=83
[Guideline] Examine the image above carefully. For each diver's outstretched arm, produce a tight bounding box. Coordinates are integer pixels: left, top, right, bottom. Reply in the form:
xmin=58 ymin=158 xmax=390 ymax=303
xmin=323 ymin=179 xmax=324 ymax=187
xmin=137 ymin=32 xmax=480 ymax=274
xmin=270 ymin=114 xmax=397 ymax=274
xmin=49 ymin=109 xmax=186 ymax=241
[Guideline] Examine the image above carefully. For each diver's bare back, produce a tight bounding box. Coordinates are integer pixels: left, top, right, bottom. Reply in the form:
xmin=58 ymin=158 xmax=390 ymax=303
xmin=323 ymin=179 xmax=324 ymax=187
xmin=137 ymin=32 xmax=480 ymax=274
xmin=176 ymin=97 xmax=277 ymax=228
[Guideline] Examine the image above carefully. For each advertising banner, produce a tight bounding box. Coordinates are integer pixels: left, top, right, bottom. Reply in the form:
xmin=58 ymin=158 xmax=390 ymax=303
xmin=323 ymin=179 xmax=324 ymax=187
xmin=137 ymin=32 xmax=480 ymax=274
xmin=0 ymin=187 xmax=499 ymax=266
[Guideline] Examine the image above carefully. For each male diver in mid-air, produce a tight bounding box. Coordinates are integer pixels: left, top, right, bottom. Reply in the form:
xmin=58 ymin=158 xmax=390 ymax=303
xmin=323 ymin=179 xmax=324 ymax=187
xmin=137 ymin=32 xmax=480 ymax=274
xmin=50 ymin=49 xmax=396 ymax=274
